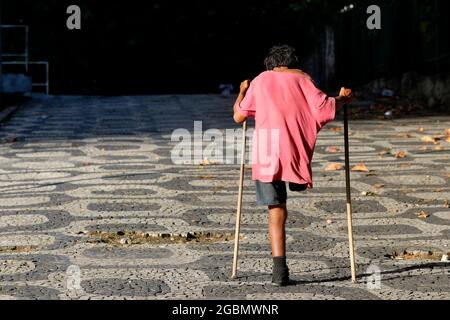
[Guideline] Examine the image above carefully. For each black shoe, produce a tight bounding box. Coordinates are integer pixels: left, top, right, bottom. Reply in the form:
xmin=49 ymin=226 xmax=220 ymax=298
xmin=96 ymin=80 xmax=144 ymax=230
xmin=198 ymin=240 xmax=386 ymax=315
xmin=272 ymin=267 xmax=290 ymax=286
xmin=272 ymin=257 xmax=290 ymax=287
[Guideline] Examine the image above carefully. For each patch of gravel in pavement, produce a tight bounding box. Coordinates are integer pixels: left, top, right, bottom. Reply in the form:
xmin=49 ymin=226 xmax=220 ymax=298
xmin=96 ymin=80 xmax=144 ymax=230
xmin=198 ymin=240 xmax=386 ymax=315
xmin=386 ymin=250 xmax=450 ymax=262
xmin=85 ymin=230 xmax=241 ymax=246
xmin=0 ymin=246 xmax=39 ymax=253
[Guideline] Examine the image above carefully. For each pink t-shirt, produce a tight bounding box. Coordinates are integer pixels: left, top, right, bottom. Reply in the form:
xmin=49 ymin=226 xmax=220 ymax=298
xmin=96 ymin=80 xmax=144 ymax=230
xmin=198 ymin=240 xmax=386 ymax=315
xmin=238 ymin=71 xmax=336 ymax=188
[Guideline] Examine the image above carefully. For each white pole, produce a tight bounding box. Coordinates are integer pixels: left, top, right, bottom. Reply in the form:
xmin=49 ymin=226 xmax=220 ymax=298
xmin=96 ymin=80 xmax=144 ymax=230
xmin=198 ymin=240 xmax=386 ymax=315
xmin=344 ymin=104 xmax=357 ymax=283
xmin=231 ymin=121 xmax=248 ymax=280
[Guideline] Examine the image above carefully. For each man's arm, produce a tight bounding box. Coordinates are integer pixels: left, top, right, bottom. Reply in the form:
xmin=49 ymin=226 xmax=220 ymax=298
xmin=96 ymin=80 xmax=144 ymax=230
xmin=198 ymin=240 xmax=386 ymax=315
xmin=233 ymin=80 xmax=250 ymax=124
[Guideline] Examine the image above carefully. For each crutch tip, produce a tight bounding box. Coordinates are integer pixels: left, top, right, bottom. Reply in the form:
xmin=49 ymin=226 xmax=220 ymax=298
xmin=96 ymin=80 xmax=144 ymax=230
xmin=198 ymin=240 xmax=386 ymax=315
xmin=230 ymin=274 xmax=238 ymax=280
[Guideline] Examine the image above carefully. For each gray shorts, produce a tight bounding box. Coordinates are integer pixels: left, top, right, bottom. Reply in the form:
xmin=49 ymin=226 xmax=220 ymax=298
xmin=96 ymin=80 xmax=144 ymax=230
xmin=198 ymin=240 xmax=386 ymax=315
xmin=255 ymin=180 xmax=308 ymax=206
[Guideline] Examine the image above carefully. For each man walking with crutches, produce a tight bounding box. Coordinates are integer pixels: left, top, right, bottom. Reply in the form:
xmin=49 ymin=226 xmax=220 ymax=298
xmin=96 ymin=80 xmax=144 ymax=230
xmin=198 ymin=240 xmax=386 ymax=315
xmin=231 ymin=45 xmax=353 ymax=286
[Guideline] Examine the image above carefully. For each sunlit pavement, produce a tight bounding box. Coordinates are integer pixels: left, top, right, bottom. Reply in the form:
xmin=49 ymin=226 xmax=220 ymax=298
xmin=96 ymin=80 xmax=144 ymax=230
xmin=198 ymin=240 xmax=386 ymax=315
xmin=0 ymin=95 xmax=449 ymax=300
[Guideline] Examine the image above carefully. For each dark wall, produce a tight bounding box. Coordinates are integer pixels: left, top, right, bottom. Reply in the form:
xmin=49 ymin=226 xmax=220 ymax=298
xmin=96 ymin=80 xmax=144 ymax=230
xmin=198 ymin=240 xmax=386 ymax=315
xmin=335 ymin=0 xmax=450 ymax=87
xmin=4 ymin=0 xmax=442 ymax=94
xmin=2 ymin=0 xmax=352 ymax=94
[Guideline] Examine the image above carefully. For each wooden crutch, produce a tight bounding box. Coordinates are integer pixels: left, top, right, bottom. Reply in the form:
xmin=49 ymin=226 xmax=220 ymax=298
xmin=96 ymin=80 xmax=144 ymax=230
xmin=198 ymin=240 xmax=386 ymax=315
xmin=344 ymin=104 xmax=357 ymax=283
xmin=231 ymin=121 xmax=248 ymax=280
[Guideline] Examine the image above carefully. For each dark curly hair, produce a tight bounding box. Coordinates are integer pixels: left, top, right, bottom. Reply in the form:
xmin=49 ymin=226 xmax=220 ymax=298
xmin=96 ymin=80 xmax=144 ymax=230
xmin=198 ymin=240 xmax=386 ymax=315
xmin=264 ymin=45 xmax=299 ymax=71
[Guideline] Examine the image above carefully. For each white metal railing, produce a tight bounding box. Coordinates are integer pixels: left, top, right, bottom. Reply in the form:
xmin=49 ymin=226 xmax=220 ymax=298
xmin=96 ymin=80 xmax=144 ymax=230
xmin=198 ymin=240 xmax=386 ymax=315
xmin=1 ymin=24 xmax=49 ymax=94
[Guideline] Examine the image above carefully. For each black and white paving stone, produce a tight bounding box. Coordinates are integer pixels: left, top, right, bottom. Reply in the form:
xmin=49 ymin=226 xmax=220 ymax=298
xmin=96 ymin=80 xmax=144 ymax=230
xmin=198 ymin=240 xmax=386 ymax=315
xmin=0 ymin=95 xmax=449 ymax=300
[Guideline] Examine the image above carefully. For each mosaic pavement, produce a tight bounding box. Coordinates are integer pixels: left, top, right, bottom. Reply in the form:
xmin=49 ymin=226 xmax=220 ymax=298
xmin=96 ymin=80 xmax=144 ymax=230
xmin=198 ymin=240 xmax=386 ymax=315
xmin=0 ymin=95 xmax=449 ymax=300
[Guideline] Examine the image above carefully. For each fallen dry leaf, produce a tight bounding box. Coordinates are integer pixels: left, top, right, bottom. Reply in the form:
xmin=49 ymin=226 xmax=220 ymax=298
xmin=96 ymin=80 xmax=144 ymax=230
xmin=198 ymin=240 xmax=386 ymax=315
xmin=199 ymin=158 xmax=217 ymax=166
xmin=326 ymin=146 xmax=341 ymax=153
xmin=416 ymin=211 xmax=430 ymax=219
xmin=395 ymin=151 xmax=408 ymax=159
xmin=445 ymin=137 xmax=450 ymax=143
xmin=434 ymin=146 xmax=446 ymax=151
xmin=398 ymin=133 xmax=412 ymax=139
xmin=444 ymin=201 xmax=450 ymax=209
xmin=421 ymin=136 xmax=438 ymax=144
xmin=373 ymin=184 xmax=385 ymax=189
xmin=418 ymin=127 xmax=425 ymax=133
xmin=198 ymin=175 xmax=214 ymax=180
xmin=325 ymin=163 xmax=344 ymax=172
xmin=445 ymin=129 xmax=450 ymax=136
xmin=379 ymin=148 xmax=392 ymax=156
xmin=329 ymin=127 xmax=343 ymax=133
xmin=351 ymin=163 xmax=370 ymax=173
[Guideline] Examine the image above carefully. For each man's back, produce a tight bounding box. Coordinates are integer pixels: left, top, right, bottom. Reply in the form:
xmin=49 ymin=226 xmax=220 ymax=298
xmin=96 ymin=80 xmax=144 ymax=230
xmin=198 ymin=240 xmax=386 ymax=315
xmin=238 ymin=70 xmax=336 ymax=187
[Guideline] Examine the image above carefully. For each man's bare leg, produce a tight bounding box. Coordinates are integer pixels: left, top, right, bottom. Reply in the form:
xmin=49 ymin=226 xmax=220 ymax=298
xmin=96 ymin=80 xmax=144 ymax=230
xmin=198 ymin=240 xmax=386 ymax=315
xmin=269 ymin=205 xmax=288 ymax=257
